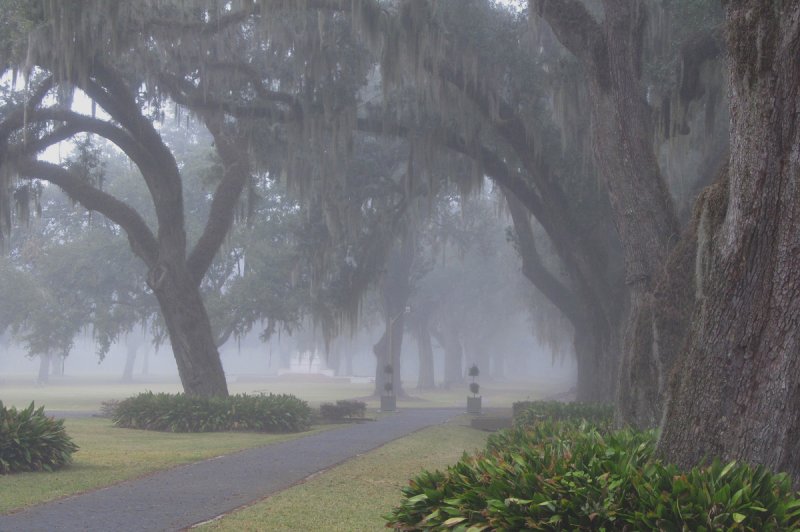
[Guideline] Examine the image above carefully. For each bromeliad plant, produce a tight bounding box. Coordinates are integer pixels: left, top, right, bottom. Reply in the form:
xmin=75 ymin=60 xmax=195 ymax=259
xmin=111 ymin=392 xmax=312 ymax=433
xmin=387 ymin=406 xmax=800 ymax=530
xmin=0 ymin=401 xmax=79 ymax=474
xmin=512 ymin=400 xmax=614 ymax=428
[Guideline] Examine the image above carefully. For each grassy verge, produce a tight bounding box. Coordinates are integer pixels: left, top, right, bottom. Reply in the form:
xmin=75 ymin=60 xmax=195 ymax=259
xmin=1 ymin=375 xmax=563 ymax=412
xmin=199 ymin=417 xmax=490 ymax=532
xmin=0 ymin=418 xmax=333 ymax=515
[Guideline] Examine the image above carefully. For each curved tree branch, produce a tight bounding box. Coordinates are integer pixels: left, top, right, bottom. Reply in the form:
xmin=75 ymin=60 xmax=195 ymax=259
xmin=502 ymin=185 xmax=581 ymax=325
xmin=529 ymin=0 xmax=604 ymax=65
xmin=17 ymin=108 xmax=152 ymax=169
xmin=14 ymin=159 xmax=158 ymax=266
xmin=186 ymin=114 xmax=251 ymax=285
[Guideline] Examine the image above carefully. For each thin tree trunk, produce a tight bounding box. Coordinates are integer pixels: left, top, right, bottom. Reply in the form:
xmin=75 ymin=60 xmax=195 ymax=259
xmin=659 ymin=2 xmax=800 ymax=482
xmin=37 ymin=353 xmax=51 ymax=384
xmin=415 ymin=320 xmax=435 ymax=390
xmin=490 ymin=352 xmax=505 ymax=380
xmin=372 ymin=229 xmax=415 ymax=397
xmin=344 ymin=345 xmax=354 ymax=376
xmin=122 ymin=336 xmax=141 ymax=383
xmin=141 ymin=347 xmax=150 ymax=376
xmin=50 ymin=354 xmax=64 ymax=377
xmin=433 ymin=326 xmax=463 ymax=388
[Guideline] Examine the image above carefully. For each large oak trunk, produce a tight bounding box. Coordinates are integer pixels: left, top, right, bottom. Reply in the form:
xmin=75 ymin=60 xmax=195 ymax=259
xmin=151 ymin=267 xmax=229 ymax=397
xmin=659 ymin=2 xmax=800 ymax=481
xmin=531 ymin=1 xmax=678 ymax=419
xmin=574 ymin=315 xmax=620 ymax=404
xmin=588 ymin=3 xmax=679 ymax=427
xmin=504 ymin=187 xmax=622 ymax=404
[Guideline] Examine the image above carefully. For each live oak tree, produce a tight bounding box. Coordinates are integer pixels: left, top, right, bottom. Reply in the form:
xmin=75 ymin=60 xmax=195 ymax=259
xmin=0 ymin=1 xmax=321 ymax=396
xmin=350 ymin=0 xmax=629 ymax=402
xmin=658 ymin=1 xmax=800 ymax=483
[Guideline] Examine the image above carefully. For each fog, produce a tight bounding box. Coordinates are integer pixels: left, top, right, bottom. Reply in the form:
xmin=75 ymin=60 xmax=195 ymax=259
xmin=1 ymin=321 xmax=576 ymax=392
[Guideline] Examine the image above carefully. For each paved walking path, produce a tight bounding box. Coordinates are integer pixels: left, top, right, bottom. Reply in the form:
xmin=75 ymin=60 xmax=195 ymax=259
xmin=0 ymin=408 xmax=459 ymax=532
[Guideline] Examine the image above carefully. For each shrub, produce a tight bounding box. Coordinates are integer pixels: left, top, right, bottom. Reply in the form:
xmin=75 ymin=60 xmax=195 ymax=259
xmin=111 ymin=392 xmax=311 ymax=433
xmin=0 ymin=401 xmax=79 ymax=474
xmin=469 ymin=382 xmax=480 ymax=397
xmin=319 ymin=400 xmax=367 ymax=421
xmin=387 ymin=420 xmax=800 ymax=530
xmin=512 ymin=400 xmax=614 ymax=428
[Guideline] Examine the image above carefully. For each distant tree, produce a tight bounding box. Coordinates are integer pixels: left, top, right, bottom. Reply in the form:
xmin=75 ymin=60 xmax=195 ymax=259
xmin=0 ymin=1 xmax=372 ymax=396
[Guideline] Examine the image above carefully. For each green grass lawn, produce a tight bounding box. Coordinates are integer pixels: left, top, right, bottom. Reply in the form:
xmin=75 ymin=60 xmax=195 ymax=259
xmin=0 ymin=375 xmax=554 ymax=519
xmin=198 ymin=417 xmax=490 ymax=532
xmin=0 ymin=418 xmax=334 ymax=515
xmin=1 ymin=374 xmax=561 ymax=413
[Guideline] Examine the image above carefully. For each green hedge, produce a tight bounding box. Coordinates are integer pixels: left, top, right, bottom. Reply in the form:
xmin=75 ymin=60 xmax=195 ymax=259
xmin=320 ymin=400 xmax=366 ymax=421
xmin=388 ymin=412 xmax=800 ymax=530
xmin=512 ymin=400 xmax=614 ymax=427
xmin=0 ymin=401 xmax=79 ymax=474
xmin=111 ymin=392 xmax=312 ymax=433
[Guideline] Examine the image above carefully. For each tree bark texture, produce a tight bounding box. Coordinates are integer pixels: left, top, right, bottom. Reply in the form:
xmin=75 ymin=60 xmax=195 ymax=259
xmin=505 ymin=186 xmax=622 ymax=403
xmin=532 ymin=0 xmax=680 ymax=424
xmin=659 ymin=2 xmax=800 ymax=481
xmin=150 ymin=265 xmax=229 ymax=397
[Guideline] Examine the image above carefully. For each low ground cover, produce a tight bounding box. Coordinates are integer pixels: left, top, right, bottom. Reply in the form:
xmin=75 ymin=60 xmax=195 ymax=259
xmin=199 ymin=417 xmax=490 ymax=532
xmin=0 ymin=417 xmax=332 ymax=514
xmin=111 ymin=392 xmax=312 ymax=432
xmin=319 ymin=399 xmax=367 ymax=421
xmin=388 ymin=403 xmax=800 ymax=530
xmin=0 ymin=401 xmax=78 ymax=474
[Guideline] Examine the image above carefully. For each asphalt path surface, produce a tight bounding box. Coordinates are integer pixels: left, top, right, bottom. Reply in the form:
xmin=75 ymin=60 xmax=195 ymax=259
xmin=0 ymin=408 xmax=459 ymax=532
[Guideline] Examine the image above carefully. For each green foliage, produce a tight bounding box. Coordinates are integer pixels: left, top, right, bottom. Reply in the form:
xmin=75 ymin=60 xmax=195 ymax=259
xmin=468 ymin=364 xmax=479 ymax=378
xmin=469 ymin=382 xmax=480 ymax=397
xmin=111 ymin=392 xmax=311 ymax=433
xmin=0 ymin=401 xmax=78 ymax=474
xmin=388 ymin=415 xmax=800 ymax=530
xmin=512 ymin=400 xmax=614 ymax=428
xmin=319 ymin=400 xmax=366 ymax=421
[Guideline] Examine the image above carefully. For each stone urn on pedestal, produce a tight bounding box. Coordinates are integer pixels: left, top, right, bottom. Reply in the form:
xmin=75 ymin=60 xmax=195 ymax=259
xmin=467 ymin=364 xmax=482 ymax=414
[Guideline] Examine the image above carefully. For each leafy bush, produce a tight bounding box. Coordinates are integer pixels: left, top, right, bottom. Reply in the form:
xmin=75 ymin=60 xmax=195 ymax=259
xmin=111 ymin=392 xmax=311 ymax=433
xmin=320 ymin=400 xmax=366 ymax=421
xmin=0 ymin=401 xmax=79 ymax=474
xmin=512 ymin=400 xmax=614 ymax=428
xmin=387 ymin=420 xmax=800 ymax=530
